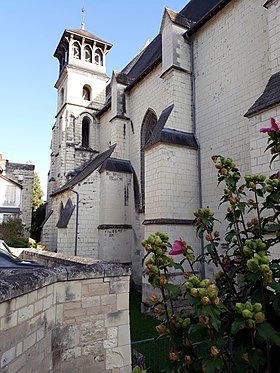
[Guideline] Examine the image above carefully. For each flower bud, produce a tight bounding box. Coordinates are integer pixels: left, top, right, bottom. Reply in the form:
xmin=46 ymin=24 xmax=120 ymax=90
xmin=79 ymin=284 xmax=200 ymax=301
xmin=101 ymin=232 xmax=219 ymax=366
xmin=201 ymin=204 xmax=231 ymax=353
xmin=190 ymin=288 xmax=199 ymax=297
xmin=201 ymin=296 xmax=211 ymax=305
xmin=156 ymin=324 xmax=166 ymax=334
xmin=184 ymin=355 xmax=192 ymax=366
xmin=150 ymin=294 xmax=159 ymax=303
xmin=242 ymin=309 xmax=253 ymax=319
xmin=254 ymin=312 xmax=265 ymax=324
xmin=169 ymin=352 xmax=178 ymax=361
xmin=210 ymin=346 xmax=220 ymax=357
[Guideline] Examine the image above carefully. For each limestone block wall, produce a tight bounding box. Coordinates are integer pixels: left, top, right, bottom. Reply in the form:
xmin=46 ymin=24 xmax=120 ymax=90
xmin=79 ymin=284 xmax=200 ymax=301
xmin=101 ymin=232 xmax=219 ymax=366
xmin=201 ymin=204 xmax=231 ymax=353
xmin=0 ymin=251 xmax=131 ymax=373
xmin=248 ymin=109 xmax=280 ymax=176
xmin=193 ymin=0 xmax=270 ymax=230
xmin=145 ymin=144 xmax=198 ymax=220
xmin=99 ymin=171 xmax=132 ymax=226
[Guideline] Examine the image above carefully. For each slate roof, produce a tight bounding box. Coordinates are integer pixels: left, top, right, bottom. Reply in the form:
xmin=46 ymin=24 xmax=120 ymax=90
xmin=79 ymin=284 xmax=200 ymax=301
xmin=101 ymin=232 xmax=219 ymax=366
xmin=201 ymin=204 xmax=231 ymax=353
xmin=160 ymin=129 xmax=198 ymax=149
xmin=124 ymin=34 xmax=162 ymax=91
xmin=54 ymin=29 xmax=112 ymax=59
xmin=99 ymin=158 xmax=133 ymax=174
xmin=143 ymin=104 xmax=174 ymax=149
xmin=244 ymin=71 xmax=280 ymax=117
xmin=51 ymin=144 xmax=116 ymax=196
xmin=0 ymin=174 xmax=23 ymax=189
xmin=97 ymin=0 xmax=232 ymax=109
xmin=67 ymin=29 xmax=112 ymax=47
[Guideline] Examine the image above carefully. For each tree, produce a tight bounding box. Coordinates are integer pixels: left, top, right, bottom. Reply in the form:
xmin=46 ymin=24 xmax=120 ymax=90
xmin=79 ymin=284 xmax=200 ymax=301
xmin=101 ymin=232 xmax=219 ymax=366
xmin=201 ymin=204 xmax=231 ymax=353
xmin=31 ymin=172 xmax=45 ymax=241
xmin=33 ymin=172 xmax=44 ymax=211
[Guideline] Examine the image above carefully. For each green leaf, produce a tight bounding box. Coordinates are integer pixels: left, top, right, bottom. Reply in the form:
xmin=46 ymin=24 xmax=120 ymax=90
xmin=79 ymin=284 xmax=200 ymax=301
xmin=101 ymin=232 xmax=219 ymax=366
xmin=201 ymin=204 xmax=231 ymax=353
xmin=163 ymin=283 xmax=181 ymax=298
xmin=231 ymin=319 xmax=244 ymax=335
xmin=257 ymin=322 xmax=280 ymax=346
xmin=270 ymin=281 xmax=280 ymax=293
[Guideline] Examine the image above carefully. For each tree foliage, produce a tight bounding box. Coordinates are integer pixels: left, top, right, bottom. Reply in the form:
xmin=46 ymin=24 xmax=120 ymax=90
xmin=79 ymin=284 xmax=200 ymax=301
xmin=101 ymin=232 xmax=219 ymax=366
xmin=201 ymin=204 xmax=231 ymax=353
xmin=33 ymin=172 xmax=44 ymax=211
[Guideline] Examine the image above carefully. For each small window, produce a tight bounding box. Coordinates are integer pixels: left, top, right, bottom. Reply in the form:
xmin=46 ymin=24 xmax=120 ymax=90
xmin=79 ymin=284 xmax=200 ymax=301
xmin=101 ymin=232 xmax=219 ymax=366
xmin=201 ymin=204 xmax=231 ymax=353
xmin=82 ymin=85 xmax=91 ymax=101
xmin=60 ymin=88 xmax=64 ymax=106
xmin=73 ymin=42 xmax=81 ymax=59
xmin=84 ymin=46 xmax=92 ymax=63
xmin=94 ymin=49 xmax=103 ymax=66
xmin=82 ymin=117 xmax=90 ymax=147
xmin=4 ymin=185 xmax=17 ymax=206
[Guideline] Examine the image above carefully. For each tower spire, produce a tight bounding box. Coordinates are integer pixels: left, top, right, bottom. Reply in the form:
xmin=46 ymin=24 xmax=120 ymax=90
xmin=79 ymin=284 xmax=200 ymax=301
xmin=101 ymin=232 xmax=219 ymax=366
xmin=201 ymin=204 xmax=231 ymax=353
xmin=81 ymin=1 xmax=85 ymax=30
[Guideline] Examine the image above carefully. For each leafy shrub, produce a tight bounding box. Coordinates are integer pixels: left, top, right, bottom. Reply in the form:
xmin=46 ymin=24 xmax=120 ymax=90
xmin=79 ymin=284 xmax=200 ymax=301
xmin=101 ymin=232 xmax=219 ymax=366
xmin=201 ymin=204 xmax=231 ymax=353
xmin=0 ymin=217 xmax=27 ymax=246
xmin=141 ymin=118 xmax=280 ymax=372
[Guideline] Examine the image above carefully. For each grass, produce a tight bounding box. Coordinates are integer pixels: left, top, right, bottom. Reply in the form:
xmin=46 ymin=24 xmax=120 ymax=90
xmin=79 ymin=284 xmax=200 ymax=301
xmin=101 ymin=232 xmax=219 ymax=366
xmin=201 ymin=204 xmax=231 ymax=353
xmin=129 ymin=289 xmax=160 ymax=341
xmin=129 ymin=289 xmax=170 ymax=372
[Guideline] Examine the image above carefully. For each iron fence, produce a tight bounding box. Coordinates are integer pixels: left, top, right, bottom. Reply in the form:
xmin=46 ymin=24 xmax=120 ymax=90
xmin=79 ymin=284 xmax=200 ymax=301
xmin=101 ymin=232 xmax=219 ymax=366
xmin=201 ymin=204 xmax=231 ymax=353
xmin=131 ymin=336 xmax=170 ymax=373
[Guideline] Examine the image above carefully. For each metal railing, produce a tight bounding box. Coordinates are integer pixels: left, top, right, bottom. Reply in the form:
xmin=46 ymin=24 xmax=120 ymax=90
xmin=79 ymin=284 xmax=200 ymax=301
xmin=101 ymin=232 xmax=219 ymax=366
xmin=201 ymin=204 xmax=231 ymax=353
xmin=131 ymin=336 xmax=170 ymax=373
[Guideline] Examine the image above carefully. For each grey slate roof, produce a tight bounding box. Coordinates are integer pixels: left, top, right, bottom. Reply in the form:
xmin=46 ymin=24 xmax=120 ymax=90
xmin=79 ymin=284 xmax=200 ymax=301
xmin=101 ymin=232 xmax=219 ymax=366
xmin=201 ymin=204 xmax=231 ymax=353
xmin=244 ymin=71 xmax=280 ymax=117
xmin=98 ymin=0 xmax=232 ymax=107
xmin=51 ymin=144 xmax=116 ymax=196
xmin=124 ymin=34 xmax=162 ymax=91
xmin=67 ymin=29 xmax=112 ymax=47
xmin=99 ymin=158 xmax=133 ymax=174
xmin=143 ymin=104 xmax=174 ymax=149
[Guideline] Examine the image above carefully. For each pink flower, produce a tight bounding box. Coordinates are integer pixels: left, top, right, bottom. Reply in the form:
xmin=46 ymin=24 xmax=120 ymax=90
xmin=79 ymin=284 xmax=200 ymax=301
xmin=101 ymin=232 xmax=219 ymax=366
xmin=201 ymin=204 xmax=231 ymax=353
xmin=169 ymin=239 xmax=185 ymax=255
xmin=260 ymin=117 xmax=279 ymax=133
xmin=276 ymin=171 xmax=280 ymax=179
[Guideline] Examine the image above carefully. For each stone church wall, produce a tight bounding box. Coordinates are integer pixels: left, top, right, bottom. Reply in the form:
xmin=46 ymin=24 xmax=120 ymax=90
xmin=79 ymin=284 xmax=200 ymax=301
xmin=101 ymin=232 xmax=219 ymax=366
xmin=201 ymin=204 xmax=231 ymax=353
xmin=194 ymin=0 xmax=270 ymax=234
xmin=0 ymin=251 xmax=131 ymax=373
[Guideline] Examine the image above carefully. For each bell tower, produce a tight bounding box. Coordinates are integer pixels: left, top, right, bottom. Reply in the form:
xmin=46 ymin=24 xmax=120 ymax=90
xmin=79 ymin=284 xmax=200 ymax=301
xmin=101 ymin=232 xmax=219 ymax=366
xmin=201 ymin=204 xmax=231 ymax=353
xmin=47 ymin=24 xmax=112 ymax=198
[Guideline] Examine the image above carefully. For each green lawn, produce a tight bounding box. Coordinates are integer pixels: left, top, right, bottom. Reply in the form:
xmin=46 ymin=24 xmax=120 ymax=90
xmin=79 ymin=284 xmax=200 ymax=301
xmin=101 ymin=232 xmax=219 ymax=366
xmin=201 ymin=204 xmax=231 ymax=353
xmin=129 ymin=289 xmax=160 ymax=341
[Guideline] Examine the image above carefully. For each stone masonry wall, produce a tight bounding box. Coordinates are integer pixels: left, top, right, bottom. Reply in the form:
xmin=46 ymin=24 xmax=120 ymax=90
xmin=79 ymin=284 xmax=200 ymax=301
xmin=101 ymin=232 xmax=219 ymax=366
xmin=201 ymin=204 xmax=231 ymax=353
xmin=194 ymin=0 xmax=270 ymax=234
xmin=0 ymin=251 xmax=131 ymax=373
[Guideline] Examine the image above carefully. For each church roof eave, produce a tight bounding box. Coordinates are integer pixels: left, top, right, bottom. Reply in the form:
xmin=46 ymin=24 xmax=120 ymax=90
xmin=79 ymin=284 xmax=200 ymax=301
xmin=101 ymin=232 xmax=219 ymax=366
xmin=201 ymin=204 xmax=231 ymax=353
xmin=50 ymin=144 xmax=116 ymax=197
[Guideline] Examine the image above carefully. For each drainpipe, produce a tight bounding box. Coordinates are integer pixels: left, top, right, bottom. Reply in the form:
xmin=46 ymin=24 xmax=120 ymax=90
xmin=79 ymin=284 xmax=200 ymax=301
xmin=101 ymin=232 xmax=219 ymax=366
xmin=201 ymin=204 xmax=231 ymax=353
xmin=190 ymin=40 xmax=205 ymax=279
xmin=70 ymin=188 xmax=79 ymax=256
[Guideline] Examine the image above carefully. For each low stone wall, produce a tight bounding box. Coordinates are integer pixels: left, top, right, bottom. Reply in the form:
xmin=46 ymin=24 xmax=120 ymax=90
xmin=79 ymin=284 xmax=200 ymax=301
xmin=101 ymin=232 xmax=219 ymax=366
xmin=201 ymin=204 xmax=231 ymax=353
xmin=0 ymin=251 xmax=131 ymax=373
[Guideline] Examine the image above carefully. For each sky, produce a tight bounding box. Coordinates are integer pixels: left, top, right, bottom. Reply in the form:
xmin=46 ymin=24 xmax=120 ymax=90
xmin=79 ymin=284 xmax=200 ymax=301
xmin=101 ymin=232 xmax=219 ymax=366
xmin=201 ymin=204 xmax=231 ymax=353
xmin=0 ymin=0 xmax=189 ymax=198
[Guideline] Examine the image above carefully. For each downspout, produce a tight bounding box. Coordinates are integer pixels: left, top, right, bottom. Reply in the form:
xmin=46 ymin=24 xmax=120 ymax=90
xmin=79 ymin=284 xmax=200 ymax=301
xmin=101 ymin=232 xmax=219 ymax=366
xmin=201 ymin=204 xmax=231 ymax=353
xmin=70 ymin=188 xmax=79 ymax=256
xmin=190 ymin=40 xmax=205 ymax=279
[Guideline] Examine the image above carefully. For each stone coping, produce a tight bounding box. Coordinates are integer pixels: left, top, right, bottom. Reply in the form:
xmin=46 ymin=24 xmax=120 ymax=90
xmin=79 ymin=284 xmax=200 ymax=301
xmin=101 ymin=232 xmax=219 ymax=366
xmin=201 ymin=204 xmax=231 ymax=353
xmin=0 ymin=250 xmax=131 ymax=303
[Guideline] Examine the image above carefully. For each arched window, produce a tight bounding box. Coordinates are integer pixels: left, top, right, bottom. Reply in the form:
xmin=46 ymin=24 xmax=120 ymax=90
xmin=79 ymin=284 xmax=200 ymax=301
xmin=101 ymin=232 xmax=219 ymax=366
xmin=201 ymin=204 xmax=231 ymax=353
xmin=60 ymin=88 xmax=64 ymax=106
xmin=140 ymin=109 xmax=157 ymax=210
xmin=73 ymin=42 xmax=81 ymax=59
xmin=82 ymin=117 xmax=90 ymax=147
xmin=84 ymin=46 xmax=92 ymax=63
xmin=82 ymin=85 xmax=91 ymax=101
xmin=94 ymin=49 xmax=103 ymax=66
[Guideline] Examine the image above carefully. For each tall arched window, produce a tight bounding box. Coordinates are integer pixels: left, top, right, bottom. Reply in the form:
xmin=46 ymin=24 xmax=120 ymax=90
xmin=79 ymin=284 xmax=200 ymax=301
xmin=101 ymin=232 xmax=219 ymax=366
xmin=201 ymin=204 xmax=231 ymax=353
xmin=94 ymin=49 xmax=103 ymax=66
xmin=73 ymin=42 xmax=81 ymax=59
xmin=140 ymin=109 xmax=157 ymax=210
xmin=60 ymin=88 xmax=64 ymax=106
xmin=84 ymin=46 xmax=92 ymax=63
xmin=82 ymin=85 xmax=91 ymax=101
xmin=82 ymin=117 xmax=90 ymax=147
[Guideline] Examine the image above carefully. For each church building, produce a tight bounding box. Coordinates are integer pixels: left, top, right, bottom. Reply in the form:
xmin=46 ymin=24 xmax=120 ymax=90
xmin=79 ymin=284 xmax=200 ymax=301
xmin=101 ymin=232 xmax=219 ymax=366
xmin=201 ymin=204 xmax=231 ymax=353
xmin=42 ymin=0 xmax=280 ymax=290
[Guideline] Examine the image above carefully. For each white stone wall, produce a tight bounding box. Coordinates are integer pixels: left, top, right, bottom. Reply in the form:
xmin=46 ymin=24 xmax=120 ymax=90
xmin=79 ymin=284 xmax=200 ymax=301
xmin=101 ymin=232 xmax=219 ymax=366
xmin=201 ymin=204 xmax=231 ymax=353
xmin=0 ymin=255 xmax=131 ymax=373
xmin=194 ymin=0 xmax=270 ymax=228
xmin=145 ymin=144 xmax=198 ymax=220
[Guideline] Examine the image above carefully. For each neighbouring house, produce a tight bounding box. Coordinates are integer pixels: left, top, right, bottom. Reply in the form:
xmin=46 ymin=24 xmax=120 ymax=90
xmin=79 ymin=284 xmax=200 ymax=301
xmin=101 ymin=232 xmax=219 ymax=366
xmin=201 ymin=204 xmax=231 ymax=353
xmin=42 ymin=0 xmax=280 ymax=297
xmin=0 ymin=154 xmax=34 ymax=235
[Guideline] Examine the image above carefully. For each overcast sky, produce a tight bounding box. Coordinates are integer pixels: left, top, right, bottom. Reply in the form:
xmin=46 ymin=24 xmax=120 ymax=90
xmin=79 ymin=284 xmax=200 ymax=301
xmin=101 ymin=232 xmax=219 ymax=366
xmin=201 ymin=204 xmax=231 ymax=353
xmin=1 ymin=0 xmax=188 ymax=197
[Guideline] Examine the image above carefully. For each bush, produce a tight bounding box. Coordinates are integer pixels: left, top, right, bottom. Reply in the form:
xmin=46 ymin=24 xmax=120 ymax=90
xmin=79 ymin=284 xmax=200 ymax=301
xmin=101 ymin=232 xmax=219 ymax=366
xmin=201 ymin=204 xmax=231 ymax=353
xmin=0 ymin=217 xmax=27 ymax=246
xmin=141 ymin=118 xmax=280 ymax=372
